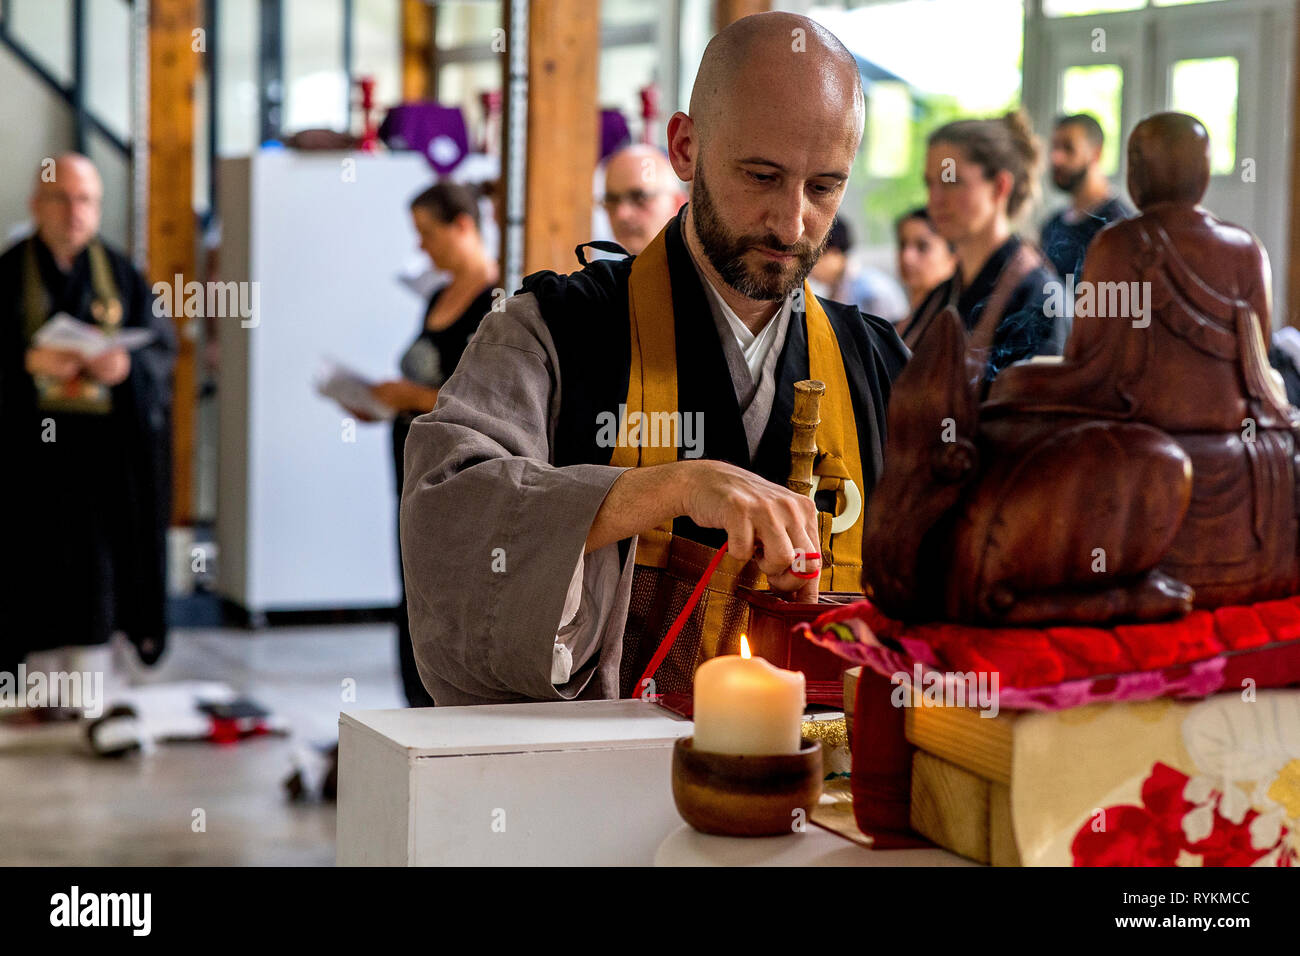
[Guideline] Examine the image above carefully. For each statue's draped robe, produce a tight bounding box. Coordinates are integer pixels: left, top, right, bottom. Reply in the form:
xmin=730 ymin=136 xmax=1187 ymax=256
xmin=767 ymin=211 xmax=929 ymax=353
xmin=400 ymin=207 xmax=907 ymax=705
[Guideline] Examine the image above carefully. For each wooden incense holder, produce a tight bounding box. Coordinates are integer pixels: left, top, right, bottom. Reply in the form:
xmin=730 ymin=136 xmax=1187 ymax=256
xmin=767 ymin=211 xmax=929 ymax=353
xmin=787 ymin=379 xmax=824 ymax=497
xmin=671 ymin=736 xmax=823 ymax=837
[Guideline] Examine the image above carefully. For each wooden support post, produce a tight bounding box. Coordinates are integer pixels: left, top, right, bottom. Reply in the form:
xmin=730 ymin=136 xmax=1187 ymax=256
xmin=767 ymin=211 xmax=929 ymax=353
xmin=714 ymin=0 xmax=771 ymax=33
xmin=401 ymin=0 xmax=435 ymax=102
xmin=149 ymin=0 xmax=199 ymax=526
xmin=520 ymin=0 xmax=599 ymax=277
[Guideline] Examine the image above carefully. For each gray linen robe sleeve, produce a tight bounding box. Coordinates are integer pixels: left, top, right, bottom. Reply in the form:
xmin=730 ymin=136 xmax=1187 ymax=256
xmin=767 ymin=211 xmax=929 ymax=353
xmin=399 ymin=291 xmax=637 ymax=706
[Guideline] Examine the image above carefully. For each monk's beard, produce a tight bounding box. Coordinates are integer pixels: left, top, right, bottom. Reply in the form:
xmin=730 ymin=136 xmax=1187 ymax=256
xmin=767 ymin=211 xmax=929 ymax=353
xmin=691 ymin=160 xmax=826 ymax=301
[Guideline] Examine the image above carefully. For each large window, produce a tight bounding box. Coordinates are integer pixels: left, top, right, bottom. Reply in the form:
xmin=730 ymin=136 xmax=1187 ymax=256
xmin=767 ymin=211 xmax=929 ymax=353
xmin=1061 ymin=63 xmax=1124 ymax=175
xmin=435 ymin=0 xmax=682 ymax=152
xmin=1043 ymin=0 xmax=1224 ymax=13
xmin=1170 ymin=55 xmax=1238 ymax=175
xmin=214 ymin=0 xmax=403 ymax=156
xmin=810 ymin=0 xmax=1026 ymax=247
xmin=435 ymin=0 xmax=503 ymax=149
xmin=284 ymin=0 xmax=348 ymax=133
xmin=6 ymin=0 xmax=73 ymax=83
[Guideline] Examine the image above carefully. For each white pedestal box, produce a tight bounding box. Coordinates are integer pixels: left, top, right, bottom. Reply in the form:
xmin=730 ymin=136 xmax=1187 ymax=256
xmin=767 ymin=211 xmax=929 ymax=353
xmin=337 ymin=700 xmax=694 ymax=866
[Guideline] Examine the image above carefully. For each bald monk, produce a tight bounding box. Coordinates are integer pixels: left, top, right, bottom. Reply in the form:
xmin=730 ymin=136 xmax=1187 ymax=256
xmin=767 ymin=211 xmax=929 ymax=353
xmin=401 ymin=12 xmax=908 ymax=705
xmin=864 ymin=113 xmax=1297 ymax=624
xmin=601 ymin=145 xmax=687 ymax=255
xmin=0 ymin=154 xmax=177 ymax=678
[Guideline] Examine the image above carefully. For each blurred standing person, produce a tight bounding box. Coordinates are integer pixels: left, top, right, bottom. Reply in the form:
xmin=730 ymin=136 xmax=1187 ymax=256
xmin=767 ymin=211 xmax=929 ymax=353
xmin=901 ymin=112 xmax=1064 ymax=387
xmin=0 ymin=154 xmax=176 ymax=694
xmin=369 ymin=182 xmax=498 ymax=708
xmin=808 ymin=216 xmax=909 ymax=325
xmin=599 ymin=145 xmax=686 ymax=255
xmin=894 ymin=207 xmax=957 ymax=314
xmin=1040 ymin=113 xmax=1133 ymax=280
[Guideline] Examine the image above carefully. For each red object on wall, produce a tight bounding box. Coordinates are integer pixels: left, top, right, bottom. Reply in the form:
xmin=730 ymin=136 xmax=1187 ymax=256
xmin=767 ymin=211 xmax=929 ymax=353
xmin=355 ymin=75 xmax=379 ymax=153
xmin=639 ymin=84 xmax=660 ymax=145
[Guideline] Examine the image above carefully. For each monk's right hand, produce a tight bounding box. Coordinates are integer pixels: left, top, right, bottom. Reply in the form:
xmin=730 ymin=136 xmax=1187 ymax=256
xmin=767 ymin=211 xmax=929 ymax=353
xmin=25 ymin=347 xmax=83 ymax=382
xmin=680 ymin=460 xmax=821 ymax=586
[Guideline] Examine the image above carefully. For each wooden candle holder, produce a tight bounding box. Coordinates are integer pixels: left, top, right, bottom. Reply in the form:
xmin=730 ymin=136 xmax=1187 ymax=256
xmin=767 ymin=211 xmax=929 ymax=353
xmin=671 ymin=736 xmax=823 ymax=837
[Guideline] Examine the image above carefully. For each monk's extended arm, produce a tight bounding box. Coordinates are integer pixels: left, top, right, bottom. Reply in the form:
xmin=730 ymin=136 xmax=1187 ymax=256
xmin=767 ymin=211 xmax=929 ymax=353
xmin=585 ymin=458 xmax=821 ymax=593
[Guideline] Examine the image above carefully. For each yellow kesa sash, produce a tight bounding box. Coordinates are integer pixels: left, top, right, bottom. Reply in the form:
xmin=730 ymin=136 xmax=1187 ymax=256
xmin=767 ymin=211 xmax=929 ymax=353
xmin=609 ymin=224 xmax=865 ymax=592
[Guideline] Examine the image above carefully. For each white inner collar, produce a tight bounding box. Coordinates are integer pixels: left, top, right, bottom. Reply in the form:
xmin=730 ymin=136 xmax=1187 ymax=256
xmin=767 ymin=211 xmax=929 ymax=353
xmin=686 ymin=240 xmax=795 ymax=381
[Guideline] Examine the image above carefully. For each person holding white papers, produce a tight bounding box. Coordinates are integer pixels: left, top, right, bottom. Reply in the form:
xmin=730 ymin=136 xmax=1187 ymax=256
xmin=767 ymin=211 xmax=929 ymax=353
xmin=0 ymin=154 xmax=177 ymax=688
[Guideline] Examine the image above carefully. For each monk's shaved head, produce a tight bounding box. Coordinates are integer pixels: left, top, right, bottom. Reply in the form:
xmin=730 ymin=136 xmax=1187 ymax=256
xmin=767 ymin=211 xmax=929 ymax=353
xmin=667 ymin=12 xmax=865 ymax=307
xmin=30 ymin=152 xmax=104 ymax=263
xmin=688 ymin=12 xmax=864 ymax=153
xmin=32 ymin=152 xmax=102 ymax=194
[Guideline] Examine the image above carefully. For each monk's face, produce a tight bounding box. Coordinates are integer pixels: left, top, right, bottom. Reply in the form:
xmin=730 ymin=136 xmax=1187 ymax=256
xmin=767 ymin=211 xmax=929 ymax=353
xmin=31 ymin=159 xmax=103 ymax=258
xmin=601 ymin=151 xmax=684 ymax=256
xmin=924 ymin=143 xmax=1005 ymax=245
xmin=673 ymin=56 xmax=861 ymax=301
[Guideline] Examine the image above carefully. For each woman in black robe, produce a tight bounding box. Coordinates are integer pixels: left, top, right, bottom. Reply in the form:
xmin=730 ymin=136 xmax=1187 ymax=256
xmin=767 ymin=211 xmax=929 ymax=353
xmin=901 ymin=112 xmax=1065 ymax=388
xmin=368 ymin=182 xmax=497 ymax=707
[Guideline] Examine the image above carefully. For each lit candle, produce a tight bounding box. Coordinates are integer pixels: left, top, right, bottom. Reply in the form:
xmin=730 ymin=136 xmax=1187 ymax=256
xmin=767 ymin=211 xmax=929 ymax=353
xmin=692 ymin=636 xmax=805 ymax=755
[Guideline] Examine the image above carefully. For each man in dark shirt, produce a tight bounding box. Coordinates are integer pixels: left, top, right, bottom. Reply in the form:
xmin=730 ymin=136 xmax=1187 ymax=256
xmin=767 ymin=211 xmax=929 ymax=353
xmin=0 ymin=154 xmax=176 ymax=688
xmin=1040 ymin=114 xmax=1133 ymax=280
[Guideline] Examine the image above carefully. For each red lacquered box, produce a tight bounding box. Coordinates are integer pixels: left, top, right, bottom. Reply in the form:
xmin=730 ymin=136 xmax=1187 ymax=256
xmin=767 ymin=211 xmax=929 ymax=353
xmin=654 ymin=591 xmax=862 ymax=717
xmin=739 ymin=589 xmax=860 ymax=706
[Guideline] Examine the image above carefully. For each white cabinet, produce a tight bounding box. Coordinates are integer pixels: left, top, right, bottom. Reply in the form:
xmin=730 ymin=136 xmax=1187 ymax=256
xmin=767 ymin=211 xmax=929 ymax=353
xmin=216 ymin=150 xmax=434 ymax=613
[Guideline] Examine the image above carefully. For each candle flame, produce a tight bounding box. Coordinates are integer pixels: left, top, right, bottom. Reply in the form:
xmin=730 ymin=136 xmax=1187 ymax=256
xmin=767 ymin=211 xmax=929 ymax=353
xmin=739 ymin=635 xmax=751 ymax=659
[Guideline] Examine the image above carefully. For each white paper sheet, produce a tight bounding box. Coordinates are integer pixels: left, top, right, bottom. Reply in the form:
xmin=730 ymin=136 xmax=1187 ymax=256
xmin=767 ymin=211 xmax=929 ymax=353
xmin=32 ymin=312 xmax=155 ymax=359
xmin=314 ymin=357 xmax=397 ymax=421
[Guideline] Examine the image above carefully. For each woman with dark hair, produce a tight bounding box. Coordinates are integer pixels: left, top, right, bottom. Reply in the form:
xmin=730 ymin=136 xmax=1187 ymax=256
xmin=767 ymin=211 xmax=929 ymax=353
xmin=371 ymin=181 xmax=498 ymax=707
xmin=893 ymin=207 xmax=957 ymax=313
xmin=900 ymin=112 xmax=1065 ymax=386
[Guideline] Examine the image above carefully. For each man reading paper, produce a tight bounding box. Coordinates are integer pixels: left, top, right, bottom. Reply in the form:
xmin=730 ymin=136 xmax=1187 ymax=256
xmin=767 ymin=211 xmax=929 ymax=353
xmin=0 ymin=154 xmax=176 ymax=682
xmin=400 ymin=13 xmax=907 ymax=705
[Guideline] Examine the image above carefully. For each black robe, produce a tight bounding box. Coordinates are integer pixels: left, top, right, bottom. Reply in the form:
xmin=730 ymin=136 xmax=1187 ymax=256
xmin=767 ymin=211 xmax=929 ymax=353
xmin=391 ymin=283 xmax=495 ymax=708
xmin=904 ymin=234 xmax=1063 ymax=385
xmin=522 ymin=205 xmax=909 ymax=549
xmin=1040 ymin=195 xmax=1133 ymax=280
xmin=0 ymin=235 xmax=176 ymax=666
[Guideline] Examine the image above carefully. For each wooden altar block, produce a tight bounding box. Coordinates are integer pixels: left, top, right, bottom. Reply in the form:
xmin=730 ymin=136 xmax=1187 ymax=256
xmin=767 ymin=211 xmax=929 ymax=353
xmin=909 ymin=752 xmax=1023 ymax=866
xmin=337 ymin=700 xmax=693 ymax=866
xmin=909 ymin=751 xmax=991 ymax=864
xmin=988 ymin=783 xmax=1022 ymax=867
xmin=904 ymin=705 xmax=1024 ymax=866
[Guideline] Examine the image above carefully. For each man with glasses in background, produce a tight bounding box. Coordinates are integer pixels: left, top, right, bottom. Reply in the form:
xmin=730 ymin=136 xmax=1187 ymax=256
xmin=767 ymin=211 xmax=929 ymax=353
xmin=599 ymin=144 xmax=687 ymax=255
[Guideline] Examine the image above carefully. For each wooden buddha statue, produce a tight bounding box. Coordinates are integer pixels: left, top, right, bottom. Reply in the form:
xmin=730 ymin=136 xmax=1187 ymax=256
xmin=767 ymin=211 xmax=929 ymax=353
xmin=863 ymin=112 xmax=1300 ymax=625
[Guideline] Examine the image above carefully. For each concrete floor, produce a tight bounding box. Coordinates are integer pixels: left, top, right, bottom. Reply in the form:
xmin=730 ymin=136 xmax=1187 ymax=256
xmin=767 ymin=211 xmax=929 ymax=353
xmin=0 ymin=624 xmax=405 ymax=866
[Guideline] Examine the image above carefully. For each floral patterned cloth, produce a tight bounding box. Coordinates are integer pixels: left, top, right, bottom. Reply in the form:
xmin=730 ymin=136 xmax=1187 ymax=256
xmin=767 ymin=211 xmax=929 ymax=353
xmin=1013 ymin=692 xmax=1300 ymax=866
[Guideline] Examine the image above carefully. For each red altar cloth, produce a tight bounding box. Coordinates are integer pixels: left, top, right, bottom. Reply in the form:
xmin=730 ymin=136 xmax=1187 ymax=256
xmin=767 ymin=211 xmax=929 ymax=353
xmin=796 ymin=595 xmax=1300 ymax=849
